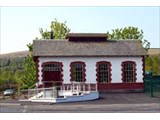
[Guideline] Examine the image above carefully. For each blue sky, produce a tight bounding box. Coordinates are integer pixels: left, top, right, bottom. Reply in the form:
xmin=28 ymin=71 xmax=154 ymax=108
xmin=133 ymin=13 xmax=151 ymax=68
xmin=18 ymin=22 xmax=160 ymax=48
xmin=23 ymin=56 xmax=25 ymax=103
xmin=1 ymin=6 xmax=160 ymax=54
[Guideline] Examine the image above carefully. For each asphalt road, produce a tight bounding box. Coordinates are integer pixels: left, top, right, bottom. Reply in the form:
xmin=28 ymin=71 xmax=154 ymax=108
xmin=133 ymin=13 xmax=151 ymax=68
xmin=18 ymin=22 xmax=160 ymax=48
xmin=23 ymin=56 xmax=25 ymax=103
xmin=0 ymin=93 xmax=160 ymax=113
xmin=1 ymin=103 xmax=160 ymax=113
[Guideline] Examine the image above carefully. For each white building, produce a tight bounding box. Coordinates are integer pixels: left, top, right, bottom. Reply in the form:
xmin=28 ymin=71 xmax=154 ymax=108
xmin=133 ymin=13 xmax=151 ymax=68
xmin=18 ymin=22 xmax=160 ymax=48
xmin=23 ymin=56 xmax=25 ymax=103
xmin=33 ymin=33 xmax=147 ymax=92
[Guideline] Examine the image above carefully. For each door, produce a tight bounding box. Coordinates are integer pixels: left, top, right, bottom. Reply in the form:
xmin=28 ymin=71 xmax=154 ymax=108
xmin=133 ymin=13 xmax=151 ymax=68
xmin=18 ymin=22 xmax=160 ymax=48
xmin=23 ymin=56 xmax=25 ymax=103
xmin=43 ymin=62 xmax=62 ymax=87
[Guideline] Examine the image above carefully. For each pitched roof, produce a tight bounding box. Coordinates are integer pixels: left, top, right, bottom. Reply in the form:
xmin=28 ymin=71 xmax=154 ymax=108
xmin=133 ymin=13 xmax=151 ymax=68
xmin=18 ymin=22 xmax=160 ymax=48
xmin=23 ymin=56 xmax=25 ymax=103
xmin=33 ymin=39 xmax=147 ymax=57
xmin=66 ymin=33 xmax=108 ymax=38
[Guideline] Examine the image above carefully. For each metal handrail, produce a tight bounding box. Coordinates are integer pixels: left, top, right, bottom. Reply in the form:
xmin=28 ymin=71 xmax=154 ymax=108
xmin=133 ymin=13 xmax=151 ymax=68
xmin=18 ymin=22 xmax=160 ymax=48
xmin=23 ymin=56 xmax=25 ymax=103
xmin=22 ymin=83 xmax=98 ymax=99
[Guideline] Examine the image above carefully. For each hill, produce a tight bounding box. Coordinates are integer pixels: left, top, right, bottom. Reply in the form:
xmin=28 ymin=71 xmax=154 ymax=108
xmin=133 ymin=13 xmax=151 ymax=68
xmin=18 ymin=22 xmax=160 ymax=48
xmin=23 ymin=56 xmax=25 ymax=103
xmin=147 ymin=48 xmax=160 ymax=56
xmin=0 ymin=50 xmax=31 ymax=72
xmin=0 ymin=50 xmax=30 ymax=59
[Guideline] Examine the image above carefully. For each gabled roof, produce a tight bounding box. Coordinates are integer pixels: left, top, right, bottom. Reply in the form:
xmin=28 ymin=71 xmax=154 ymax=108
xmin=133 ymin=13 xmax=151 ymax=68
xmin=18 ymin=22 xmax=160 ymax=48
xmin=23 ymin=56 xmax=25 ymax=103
xmin=66 ymin=33 xmax=108 ymax=38
xmin=33 ymin=39 xmax=147 ymax=57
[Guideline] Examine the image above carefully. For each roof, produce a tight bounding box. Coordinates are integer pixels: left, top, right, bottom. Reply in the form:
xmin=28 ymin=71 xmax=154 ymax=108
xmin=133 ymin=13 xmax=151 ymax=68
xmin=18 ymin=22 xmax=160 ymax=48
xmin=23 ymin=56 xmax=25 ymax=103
xmin=66 ymin=33 xmax=108 ymax=38
xmin=33 ymin=39 xmax=147 ymax=57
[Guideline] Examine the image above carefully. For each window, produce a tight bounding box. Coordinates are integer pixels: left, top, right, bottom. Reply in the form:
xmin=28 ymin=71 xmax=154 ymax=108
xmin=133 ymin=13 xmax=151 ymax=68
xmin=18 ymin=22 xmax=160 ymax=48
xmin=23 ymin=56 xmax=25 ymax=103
xmin=96 ymin=61 xmax=111 ymax=83
xmin=122 ymin=61 xmax=136 ymax=83
xmin=70 ymin=62 xmax=86 ymax=82
xmin=44 ymin=63 xmax=60 ymax=71
xmin=42 ymin=62 xmax=63 ymax=87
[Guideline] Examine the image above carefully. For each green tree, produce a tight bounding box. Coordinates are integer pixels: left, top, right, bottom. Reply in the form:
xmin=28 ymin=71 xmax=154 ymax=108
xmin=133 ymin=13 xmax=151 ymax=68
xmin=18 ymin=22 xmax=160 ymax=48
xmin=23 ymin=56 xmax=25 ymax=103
xmin=24 ymin=19 xmax=70 ymax=89
xmin=39 ymin=18 xmax=70 ymax=39
xmin=27 ymin=19 xmax=70 ymax=51
xmin=27 ymin=43 xmax=33 ymax=52
xmin=0 ymin=70 xmax=15 ymax=90
xmin=145 ymin=55 xmax=160 ymax=75
xmin=108 ymin=26 xmax=150 ymax=51
xmin=22 ymin=54 xmax=36 ymax=89
xmin=14 ymin=70 xmax=25 ymax=93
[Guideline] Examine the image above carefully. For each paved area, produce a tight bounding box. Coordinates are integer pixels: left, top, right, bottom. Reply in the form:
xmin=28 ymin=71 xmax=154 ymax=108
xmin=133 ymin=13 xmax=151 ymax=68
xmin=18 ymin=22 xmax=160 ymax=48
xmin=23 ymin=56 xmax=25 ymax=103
xmin=0 ymin=93 xmax=160 ymax=113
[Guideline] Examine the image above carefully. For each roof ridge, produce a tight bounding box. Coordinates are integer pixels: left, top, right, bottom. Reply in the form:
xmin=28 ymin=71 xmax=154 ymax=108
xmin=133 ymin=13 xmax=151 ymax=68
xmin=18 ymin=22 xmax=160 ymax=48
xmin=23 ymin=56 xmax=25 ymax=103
xmin=111 ymin=39 xmax=139 ymax=41
xmin=34 ymin=39 xmax=139 ymax=41
xmin=33 ymin=39 xmax=68 ymax=41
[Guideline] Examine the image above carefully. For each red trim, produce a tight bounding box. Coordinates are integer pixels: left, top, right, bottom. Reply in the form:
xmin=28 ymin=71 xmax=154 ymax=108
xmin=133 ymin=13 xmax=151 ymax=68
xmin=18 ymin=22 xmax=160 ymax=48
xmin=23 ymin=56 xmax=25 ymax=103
xmin=70 ymin=61 xmax=86 ymax=82
xmin=96 ymin=61 xmax=112 ymax=83
xmin=36 ymin=59 xmax=39 ymax=83
xmin=41 ymin=61 xmax=63 ymax=86
xmin=121 ymin=61 xmax=137 ymax=83
xmin=142 ymin=56 xmax=145 ymax=81
xmin=98 ymin=82 xmax=144 ymax=91
xmin=33 ymin=57 xmax=39 ymax=84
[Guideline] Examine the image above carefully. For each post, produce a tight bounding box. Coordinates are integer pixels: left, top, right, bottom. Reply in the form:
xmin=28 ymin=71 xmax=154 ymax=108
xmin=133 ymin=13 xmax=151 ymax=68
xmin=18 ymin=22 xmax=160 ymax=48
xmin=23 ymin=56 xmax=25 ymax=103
xmin=36 ymin=87 xmax=38 ymax=98
xmin=77 ymin=85 xmax=78 ymax=91
xmin=67 ymin=85 xmax=69 ymax=91
xmin=44 ymin=88 xmax=46 ymax=98
xmin=63 ymin=85 xmax=65 ymax=91
xmin=83 ymin=84 xmax=85 ymax=92
xmin=71 ymin=84 xmax=73 ymax=92
xmin=79 ymin=84 xmax=81 ymax=92
xmin=54 ymin=86 xmax=57 ymax=98
xmin=28 ymin=89 xmax=29 ymax=99
xmin=151 ymin=79 xmax=153 ymax=97
xmin=88 ymin=84 xmax=90 ymax=92
xmin=61 ymin=86 xmax=62 ymax=91
xmin=42 ymin=89 xmax=44 ymax=98
xmin=73 ymin=84 xmax=75 ymax=91
xmin=95 ymin=83 xmax=97 ymax=91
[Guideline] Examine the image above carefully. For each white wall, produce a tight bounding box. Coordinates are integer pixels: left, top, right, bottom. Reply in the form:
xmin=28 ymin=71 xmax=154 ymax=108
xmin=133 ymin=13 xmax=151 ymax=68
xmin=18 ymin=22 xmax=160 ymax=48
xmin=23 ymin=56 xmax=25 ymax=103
xmin=38 ymin=57 xmax=143 ymax=84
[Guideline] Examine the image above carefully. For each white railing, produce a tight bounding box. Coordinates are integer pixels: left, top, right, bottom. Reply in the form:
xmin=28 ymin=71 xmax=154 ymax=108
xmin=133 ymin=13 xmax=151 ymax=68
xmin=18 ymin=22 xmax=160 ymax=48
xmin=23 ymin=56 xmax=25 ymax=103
xmin=21 ymin=83 xmax=98 ymax=100
xmin=61 ymin=83 xmax=98 ymax=92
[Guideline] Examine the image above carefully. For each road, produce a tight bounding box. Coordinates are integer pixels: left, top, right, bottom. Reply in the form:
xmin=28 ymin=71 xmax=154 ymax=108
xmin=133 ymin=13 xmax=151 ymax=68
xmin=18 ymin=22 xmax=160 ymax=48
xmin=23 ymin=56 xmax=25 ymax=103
xmin=1 ymin=103 xmax=160 ymax=113
xmin=0 ymin=93 xmax=160 ymax=113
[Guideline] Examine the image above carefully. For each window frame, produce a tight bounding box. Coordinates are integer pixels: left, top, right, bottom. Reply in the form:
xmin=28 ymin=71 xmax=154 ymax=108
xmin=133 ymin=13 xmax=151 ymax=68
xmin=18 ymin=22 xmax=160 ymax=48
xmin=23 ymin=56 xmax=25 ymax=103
xmin=121 ymin=61 xmax=137 ymax=83
xmin=96 ymin=61 xmax=112 ymax=83
xmin=44 ymin=63 xmax=60 ymax=71
xmin=41 ymin=61 xmax=64 ymax=82
xmin=70 ymin=61 xmax=86 ymax=82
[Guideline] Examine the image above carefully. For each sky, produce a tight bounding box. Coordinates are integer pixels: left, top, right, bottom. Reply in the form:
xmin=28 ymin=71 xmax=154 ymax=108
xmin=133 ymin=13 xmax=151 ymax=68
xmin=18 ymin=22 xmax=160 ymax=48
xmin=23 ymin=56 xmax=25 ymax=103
xmin=0 ymin=6 xmax=160 ymax=54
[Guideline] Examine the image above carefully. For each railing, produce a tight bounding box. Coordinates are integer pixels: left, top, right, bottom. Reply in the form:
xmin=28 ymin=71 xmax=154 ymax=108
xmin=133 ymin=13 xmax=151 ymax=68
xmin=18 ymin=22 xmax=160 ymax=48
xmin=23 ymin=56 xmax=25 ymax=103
xmin=144 ymin=76 xmax=160 ymax=97
xmin=21 ymin=83 xmax=98 ymax=100
xmin=61 ymin=82 xmax=98 ymax=92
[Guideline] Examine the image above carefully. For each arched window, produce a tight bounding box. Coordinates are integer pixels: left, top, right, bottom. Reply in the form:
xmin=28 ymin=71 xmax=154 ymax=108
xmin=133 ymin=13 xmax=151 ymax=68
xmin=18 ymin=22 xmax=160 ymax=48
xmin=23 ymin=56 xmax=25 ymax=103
xmin=96 ymin=61 xmax=112 ymax=83
xmin=41 ymin=61 xmax=63 ymax=87
xmin=70 ymin=61 xmax=86 ymax=82
xmin=121 ymin=61 xmax=137 ymax=83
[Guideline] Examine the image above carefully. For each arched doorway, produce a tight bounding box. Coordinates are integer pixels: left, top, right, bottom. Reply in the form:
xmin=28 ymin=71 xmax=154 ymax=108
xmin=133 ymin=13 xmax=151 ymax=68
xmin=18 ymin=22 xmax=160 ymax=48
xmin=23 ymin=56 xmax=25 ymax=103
xmin=42 ymin=62 xmax=63 ymax=87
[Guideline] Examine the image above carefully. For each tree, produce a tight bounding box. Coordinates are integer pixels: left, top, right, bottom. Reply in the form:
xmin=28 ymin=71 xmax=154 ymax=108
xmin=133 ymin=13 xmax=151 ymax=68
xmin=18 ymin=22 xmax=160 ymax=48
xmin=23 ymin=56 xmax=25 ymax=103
xmin=27 ymin=43 xmax=33 ymax=52
xmin=39 ymin=18 xmax=70 ymax=39
xmin=27 ymin=19 xmax=70 ymax=52
xmin=108 ymin=26 xmax=150 ymax=51
xmin=145 ymin=55 xmax=160 ymax=75
xmin=23 ymin=19 xmax=70 ymax=89
xmin=22 ymin=54 xmax=36 ymax=89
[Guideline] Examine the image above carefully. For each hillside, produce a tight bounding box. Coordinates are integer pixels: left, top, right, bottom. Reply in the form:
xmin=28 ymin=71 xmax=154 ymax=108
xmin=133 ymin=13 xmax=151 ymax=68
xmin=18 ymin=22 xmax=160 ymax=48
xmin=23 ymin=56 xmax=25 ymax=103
xmin=0 ymin=51 xmax=30 ymax=71
xmin=0 ymin=50 xmax=30 ymax=59
xmin=147 ymin=48 xmax=160 ymax=56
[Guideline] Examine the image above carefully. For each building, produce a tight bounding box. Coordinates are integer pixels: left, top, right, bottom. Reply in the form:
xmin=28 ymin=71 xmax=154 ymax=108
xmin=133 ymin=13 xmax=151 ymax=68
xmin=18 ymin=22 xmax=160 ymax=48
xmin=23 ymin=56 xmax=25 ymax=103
xmin=33 ymin=33 xmax=147 ymax=93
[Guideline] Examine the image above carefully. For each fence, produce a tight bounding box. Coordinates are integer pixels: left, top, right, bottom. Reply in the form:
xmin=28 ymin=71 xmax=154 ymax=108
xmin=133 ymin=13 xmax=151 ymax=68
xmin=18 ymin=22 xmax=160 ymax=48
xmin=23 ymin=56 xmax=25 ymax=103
xmin=144 ymin=76 xmax=160 ymax=97
xmin=21 ymin=83 xmax=98 ymax=100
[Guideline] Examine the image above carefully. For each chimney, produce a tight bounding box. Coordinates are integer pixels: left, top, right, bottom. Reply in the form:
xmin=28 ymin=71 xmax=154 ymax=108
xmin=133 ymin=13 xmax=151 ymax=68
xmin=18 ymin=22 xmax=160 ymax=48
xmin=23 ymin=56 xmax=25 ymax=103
xmin=50 ymin=30 xmax=54 ymax=39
